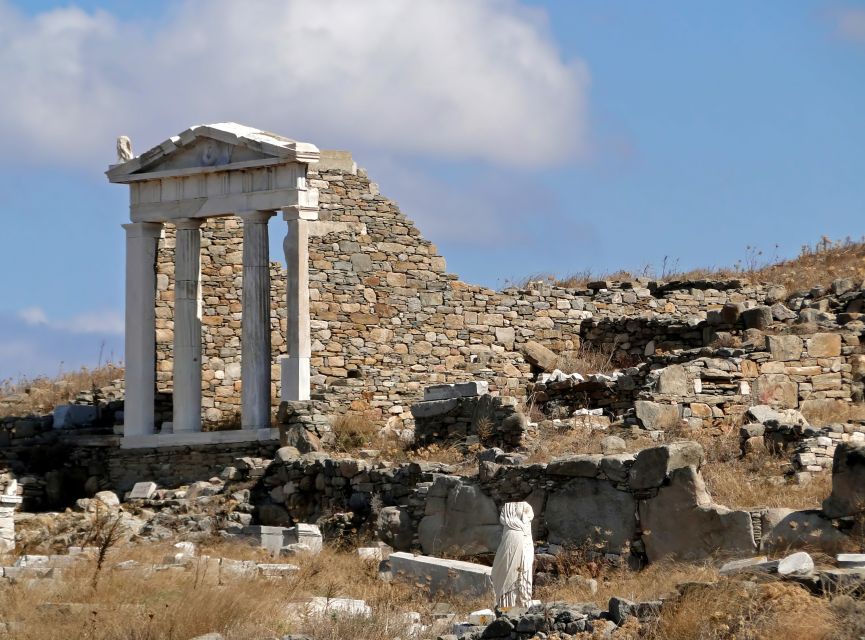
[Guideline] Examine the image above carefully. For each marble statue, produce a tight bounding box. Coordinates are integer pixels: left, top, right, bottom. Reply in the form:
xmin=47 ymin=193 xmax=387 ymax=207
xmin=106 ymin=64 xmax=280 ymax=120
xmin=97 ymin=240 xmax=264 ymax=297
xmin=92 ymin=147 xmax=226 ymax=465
xmin=117 ymin=136 xmax=134 ymax=163
xmin=490 ymin=501 xmax=534 ymax=608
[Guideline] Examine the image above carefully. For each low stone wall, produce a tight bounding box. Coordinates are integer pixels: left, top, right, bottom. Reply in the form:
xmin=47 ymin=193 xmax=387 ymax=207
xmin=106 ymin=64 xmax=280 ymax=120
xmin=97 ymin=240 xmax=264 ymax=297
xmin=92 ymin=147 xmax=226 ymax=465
xmin=0 ymin=431 xmax=279 ymax=510
xmin=411 ymin=383 xmax=526 ymax=448
xmin=254 ymin=442 xmax=853 ymax=564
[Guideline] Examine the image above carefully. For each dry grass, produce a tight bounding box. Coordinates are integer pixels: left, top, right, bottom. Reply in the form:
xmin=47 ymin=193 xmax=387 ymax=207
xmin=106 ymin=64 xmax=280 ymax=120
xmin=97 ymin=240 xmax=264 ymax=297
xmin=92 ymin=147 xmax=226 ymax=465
xmin=523 ymin=421 xmax=656 ymax=464
xmin=669 ymin=422 xmax=832 ymax=510
xmin=0 ymin=362 xmax=123 ymax=419
xmin=537 ymin=551 xmax=719 ymax=607
xmin=755 ymin=235 xmax=865 ymax=293
xmin=557 ymin=342 xmax=620 ymax=376
xmin=505 ymin=236 xmax=865 ymax=294
xmin=330 ymin=412 xmax=380 ymax=452
xmin=0 ymin=542 xmax=476 ymax=640
xmin=649 ymin=579 xmax=839 ymax=640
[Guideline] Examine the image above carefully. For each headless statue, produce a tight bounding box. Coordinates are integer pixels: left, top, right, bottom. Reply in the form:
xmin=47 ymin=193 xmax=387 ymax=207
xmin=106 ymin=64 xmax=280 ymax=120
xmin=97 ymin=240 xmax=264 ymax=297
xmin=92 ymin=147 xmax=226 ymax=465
xmin=490 ymin=501 xmax=534 ymax=608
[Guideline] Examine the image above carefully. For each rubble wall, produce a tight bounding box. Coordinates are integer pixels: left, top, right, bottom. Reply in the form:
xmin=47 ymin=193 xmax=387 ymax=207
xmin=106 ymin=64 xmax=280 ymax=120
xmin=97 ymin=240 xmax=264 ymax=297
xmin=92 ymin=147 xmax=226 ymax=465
xmin=256 ymin=443 xmax=848 ymax=563
xmin=153 ymin=154 xmax=774 ymax=428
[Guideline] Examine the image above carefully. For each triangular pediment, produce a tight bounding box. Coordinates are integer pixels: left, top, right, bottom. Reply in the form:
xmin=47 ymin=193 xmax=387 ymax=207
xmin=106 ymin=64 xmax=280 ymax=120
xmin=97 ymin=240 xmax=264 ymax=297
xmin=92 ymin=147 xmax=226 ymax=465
xmin=107 ymin=123 xmax=319 ymax=183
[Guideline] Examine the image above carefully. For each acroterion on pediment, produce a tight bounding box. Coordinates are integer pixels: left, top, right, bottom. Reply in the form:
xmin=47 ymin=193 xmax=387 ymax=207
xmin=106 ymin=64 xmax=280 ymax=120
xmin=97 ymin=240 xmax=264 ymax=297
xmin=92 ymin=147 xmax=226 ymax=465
xmin=106 ymin=123 xmax=319 ymax=184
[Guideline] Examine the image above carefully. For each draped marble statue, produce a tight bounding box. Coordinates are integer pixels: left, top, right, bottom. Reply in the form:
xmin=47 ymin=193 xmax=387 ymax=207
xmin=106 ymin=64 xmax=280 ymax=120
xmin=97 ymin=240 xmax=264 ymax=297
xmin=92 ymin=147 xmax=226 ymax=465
xmin=490 ymin=501 xmax=534 ymax=608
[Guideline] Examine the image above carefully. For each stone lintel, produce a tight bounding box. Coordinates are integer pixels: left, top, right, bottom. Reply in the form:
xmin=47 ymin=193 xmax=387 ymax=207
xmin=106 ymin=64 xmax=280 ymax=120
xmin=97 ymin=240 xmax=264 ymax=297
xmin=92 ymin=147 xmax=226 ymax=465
xmin=120 ymin=428 xmax=279 ymax=449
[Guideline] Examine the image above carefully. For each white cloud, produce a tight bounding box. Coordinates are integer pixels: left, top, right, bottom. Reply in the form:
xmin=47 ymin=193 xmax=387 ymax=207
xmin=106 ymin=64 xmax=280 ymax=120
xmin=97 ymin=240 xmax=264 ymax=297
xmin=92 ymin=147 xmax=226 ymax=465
xmin=15 ymin=306 xmax=123 ymax=334
xmin=831 ymin=6 xmax=865 ymax=43
xmin=17 ymin=306 xmax=48 ymax=326
xmin=0 ymin=0 xmax=589 ymax=169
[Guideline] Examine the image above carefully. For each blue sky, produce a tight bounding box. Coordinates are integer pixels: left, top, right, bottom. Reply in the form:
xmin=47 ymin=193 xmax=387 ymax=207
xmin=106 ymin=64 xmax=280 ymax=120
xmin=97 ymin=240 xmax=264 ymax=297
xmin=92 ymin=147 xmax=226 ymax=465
xmin=0 ymin=0 xmax=863 ymax=380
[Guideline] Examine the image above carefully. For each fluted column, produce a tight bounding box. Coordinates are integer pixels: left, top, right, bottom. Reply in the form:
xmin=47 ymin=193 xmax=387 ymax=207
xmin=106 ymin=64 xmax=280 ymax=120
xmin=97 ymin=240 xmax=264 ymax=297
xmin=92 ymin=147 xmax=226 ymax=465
xmin=239 ymin=210 xmax=274 ymax=429
xmin=123 ymin=222 xmax=163 ymax=438
xmin=173 ymin=218 xmax=203 ymax=433
xmin=282 ymin=213 xmax=311 ymax=401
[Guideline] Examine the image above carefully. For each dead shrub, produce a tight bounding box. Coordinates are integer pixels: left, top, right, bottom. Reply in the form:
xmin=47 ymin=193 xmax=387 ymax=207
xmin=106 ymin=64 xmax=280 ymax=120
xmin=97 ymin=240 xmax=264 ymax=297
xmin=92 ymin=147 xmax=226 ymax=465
xmin=330 ymin=413 xmax=379 ymax=452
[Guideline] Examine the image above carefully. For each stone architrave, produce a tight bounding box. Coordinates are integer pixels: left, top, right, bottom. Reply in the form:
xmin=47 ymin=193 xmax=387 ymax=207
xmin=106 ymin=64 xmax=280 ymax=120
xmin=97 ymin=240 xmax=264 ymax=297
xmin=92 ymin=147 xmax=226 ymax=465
xmin=491 ymin=502 xmax=535 ymax=609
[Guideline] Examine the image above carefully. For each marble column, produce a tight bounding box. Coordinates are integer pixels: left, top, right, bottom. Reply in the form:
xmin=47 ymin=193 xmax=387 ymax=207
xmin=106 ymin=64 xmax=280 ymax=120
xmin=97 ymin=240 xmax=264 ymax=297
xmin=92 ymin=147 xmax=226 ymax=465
xmin=282 ymin=213 xmax=311 ymax=401
xmin=172 ymin=218 xmax=203 ymax=433
xmin=239 ymin=210 xmax=274 ymax=429
xmin=123 ymin=222 xmax=163 ymax=437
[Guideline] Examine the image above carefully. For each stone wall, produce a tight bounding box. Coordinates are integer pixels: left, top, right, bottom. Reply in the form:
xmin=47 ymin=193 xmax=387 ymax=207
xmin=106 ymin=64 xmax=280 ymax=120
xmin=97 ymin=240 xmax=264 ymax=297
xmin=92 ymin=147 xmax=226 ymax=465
xmin=152 ymin=152 xmax=778 ymax=429
xmin=0 ymin=429 xmax=279 ymax=509
xmin=256 ymin=442 xmax=849 ymax=563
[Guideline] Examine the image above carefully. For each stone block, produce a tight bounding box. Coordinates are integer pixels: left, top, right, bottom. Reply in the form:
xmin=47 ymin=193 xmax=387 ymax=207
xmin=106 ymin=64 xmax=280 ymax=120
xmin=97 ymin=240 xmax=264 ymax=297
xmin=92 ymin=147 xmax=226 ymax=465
xmin=410 ymin=398 xmax=459 ymax=419
xmin=837 ymin=554 xmax=865 ymax=568
xmin=634 ymin=401 xmax=680 ymax=430
xmin=389 ymin=552 xmax=493 ymax=597
xmin=808 ymin=333 xmax=842 ymax=358
xmin=719 ymin=556 xmax=772 ymax=575
xmin=823 ymin=443 xmax=865 ymax=518
xmin=423 ymin=381 xmax=488 ymax=402
xmin=742 ymin=306 xmax=773 ymax=330
xmin=546 ymin=454 xmax=602 ymax=478
xmin=639 ymin=466 xmax=756 ymax=562
xmin=629 ymin=442 xmax=704 ymax=491
xmin=656 ymin=365 xmax=688 ymax=396
xmin=752 ymin=374 xmax=798 ymax=409
xmin=418 ymin=478 xmax=500 ymax=556
xmin=127 ymin=482 xmax=158 ymax=500
xmin=53 ymin=404 xmax=97 ymax=429
xmin=760 ymin=508 xmax=849 ymax=553
xmin=522 ymin=341 xmax=558 ymax=372
xmin=745 ymin=405 xmax=808 ymax=426
xmin=765 ymin=335 xmax=803 ymax=362
xmin=545 ymin=477 xmax=637 ymax=552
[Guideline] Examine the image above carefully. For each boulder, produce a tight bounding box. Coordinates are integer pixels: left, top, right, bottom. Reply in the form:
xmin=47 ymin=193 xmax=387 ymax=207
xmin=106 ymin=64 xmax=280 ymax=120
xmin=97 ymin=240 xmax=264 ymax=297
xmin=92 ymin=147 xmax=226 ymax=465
xmin=522 ymin=340 xmax=558 ymax=372
xmin=94 ymin=491 xmax=120 ymax=508
xmin=634 ymin=401 xmax=681 ymax=430
xmin=629 ymin=442 xmax=704 ymax=491
xmin=418 ymin=477 xmax=501 ymax=556
xmin=278 ymin=424 xmax=322 ymax=453
xmin=770 ymin=303 xmax=798 ymax=321
xmin=545 ymin=477 xmax=637 ymax=552
xmin=823 ymin=443 xmax=865 ymax=518
xmin=639 ymin=466 xmax=756 ymax=562
xmin=601 ymin=436 xmax=627 ymax=455
xmin=777 ymin=551 xmax=814 ymax=576
xmin=376 ymin=506 xmax=413 ymax=551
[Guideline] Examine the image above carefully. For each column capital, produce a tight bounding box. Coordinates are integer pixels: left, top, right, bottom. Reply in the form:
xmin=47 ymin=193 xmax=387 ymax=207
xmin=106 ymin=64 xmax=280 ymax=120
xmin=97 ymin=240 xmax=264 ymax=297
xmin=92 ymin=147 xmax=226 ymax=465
xmin=282 ymin=206 xmax=319 ymax=222
xmin=122 ymin=222 xmax=163 ymax=238
xmin=237 ymin=210 xmax=275 ymax=224
xmin=175 ymin=217 xmax=205 ymax=230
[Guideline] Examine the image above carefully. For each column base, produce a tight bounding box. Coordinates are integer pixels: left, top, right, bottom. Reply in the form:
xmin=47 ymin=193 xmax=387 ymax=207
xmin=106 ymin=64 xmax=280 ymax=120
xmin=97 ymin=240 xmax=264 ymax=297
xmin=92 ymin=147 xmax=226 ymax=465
xmin=281 ymin=356 xmax=311 ymax=402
